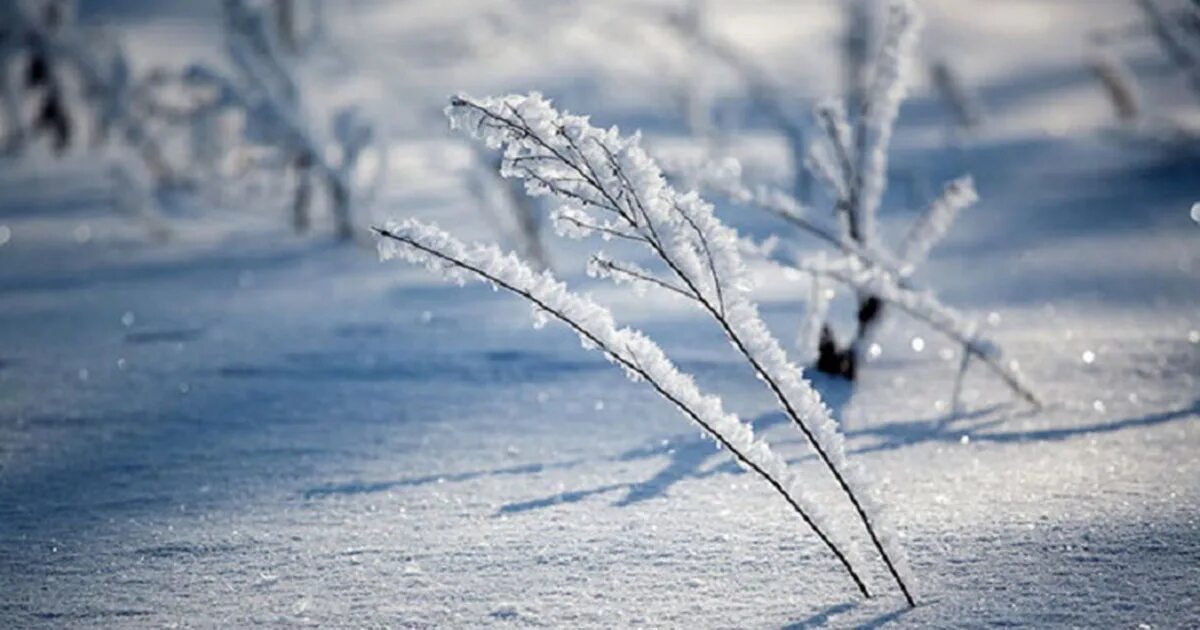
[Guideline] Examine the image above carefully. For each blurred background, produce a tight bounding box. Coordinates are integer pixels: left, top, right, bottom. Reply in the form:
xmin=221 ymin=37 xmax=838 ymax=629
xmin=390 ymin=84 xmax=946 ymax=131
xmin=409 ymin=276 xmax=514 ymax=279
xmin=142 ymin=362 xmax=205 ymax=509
xmin=1 ymin=0 xmax=1197 ymax=626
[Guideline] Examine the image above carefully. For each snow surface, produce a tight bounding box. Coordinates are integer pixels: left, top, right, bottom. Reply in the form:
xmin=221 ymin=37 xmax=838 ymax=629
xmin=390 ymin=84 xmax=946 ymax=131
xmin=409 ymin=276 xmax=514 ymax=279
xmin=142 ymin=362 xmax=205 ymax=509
xmin=2 ymin=0 xmax=1199 ymax=627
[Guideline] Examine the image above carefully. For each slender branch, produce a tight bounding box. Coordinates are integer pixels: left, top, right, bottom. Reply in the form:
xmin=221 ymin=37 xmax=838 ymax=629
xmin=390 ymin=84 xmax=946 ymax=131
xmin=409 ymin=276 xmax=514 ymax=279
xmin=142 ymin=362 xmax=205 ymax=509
xmin=591 ymin=256 xmax=699 ymax=302
xmin=372 ymin=225 xmax=872 ymax=600
xmin=686 ymin=286 xmax=917 ymax=607
xmin=559 ymin=215 xmax=647 ymax=245
xmin=595 ymin=187 xmax=918 ymax=605
xmin=710 ymin=177 xmax=909 ymax=282
xmin=803 ymin=264 xmax=1041 ymax=408
xmin=674 ymin=202 xmax=726 ymax=316
xmin=521 ymin=169 xmax=624 ymax=216
xmin=447 ymin=95 xmax=916 ymax=606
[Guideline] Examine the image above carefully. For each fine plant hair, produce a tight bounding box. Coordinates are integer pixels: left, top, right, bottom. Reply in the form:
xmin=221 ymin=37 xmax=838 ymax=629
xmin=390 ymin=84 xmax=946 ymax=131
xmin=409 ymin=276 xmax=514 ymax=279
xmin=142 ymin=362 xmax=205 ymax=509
xmin=382 ymin=92 xmax=919 ymax=606
xmin=683 ymin=0 xmax=1041 ymax=410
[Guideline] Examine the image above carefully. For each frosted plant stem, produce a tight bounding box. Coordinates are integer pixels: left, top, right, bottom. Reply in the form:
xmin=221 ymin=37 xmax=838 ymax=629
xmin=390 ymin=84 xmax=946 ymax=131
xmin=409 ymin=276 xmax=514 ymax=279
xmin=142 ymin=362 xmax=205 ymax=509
xmin=446 ymin=93 xmax=916 ymax=606
xmin=686 ymin=164 xmax=909 ymax=281
xmin=631 ymin=196 xmax=917 ymax=605
xmin=797 ymin=275 xmax=832 ymax=364
xmin=632 ymin=222 xmax=916 ymax=605
xmin=598 ymin=147 xmax=919 ymax=607
xmin=803 ymin=264 xmax=1041 ymax=408
xmin=698 ymin=303 xmax=917 ymax=607
xmin=372 ymin=225 xmax=873 ymax=600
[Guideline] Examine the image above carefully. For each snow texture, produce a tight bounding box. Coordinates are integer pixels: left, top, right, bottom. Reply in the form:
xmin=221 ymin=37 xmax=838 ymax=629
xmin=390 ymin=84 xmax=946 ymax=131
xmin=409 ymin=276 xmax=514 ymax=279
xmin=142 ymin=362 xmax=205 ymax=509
xmin=1 ymin=0 xmax=1198 ymax=627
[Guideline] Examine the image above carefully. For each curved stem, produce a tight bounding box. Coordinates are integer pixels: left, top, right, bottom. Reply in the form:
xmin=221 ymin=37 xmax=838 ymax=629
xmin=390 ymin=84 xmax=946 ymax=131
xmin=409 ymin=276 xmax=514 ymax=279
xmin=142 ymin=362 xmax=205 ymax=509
xmin=374 ymin=226 xmax=873 ymax=600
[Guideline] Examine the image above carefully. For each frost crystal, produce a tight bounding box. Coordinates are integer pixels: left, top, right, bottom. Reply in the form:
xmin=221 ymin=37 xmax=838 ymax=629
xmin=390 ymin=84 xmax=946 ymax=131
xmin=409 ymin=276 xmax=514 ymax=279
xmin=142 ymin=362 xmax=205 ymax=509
xmin=375 ymin=217 xmax=862 ymax=591
xmin=440 ymin=91 xmax=915 ymax=602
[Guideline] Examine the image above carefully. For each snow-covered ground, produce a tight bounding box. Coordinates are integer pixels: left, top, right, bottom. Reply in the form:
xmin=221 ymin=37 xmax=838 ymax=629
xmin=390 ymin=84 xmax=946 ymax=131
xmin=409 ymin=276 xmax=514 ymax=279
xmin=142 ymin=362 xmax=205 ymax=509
xmin=2 ymin=1 xmax=1198 ymax=627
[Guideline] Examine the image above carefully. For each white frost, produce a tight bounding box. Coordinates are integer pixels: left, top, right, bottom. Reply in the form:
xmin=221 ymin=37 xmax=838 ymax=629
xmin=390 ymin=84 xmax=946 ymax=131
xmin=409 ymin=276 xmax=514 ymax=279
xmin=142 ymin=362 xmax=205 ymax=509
xmin=445 ymin=92 xmax=911 ymax=594
xmin=375 ymin=217 xmax=861 ymax=577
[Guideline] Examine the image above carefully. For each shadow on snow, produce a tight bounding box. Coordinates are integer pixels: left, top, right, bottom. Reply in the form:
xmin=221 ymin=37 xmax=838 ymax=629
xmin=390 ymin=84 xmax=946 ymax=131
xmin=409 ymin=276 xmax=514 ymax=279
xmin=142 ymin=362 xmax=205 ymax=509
xmin=302 ymin=393 xmax=1199 ymax=518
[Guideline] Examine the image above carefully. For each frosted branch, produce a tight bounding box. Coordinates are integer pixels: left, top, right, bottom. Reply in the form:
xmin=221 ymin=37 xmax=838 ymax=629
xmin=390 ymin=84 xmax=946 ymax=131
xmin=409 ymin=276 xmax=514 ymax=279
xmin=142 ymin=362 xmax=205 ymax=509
xmin=897 ymin=175 xmax=977 ymax=273
xmin=374 ymin=219 xmax=870 ymax=598
xmin=447 ymin=92 xmax=915 ymax=606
